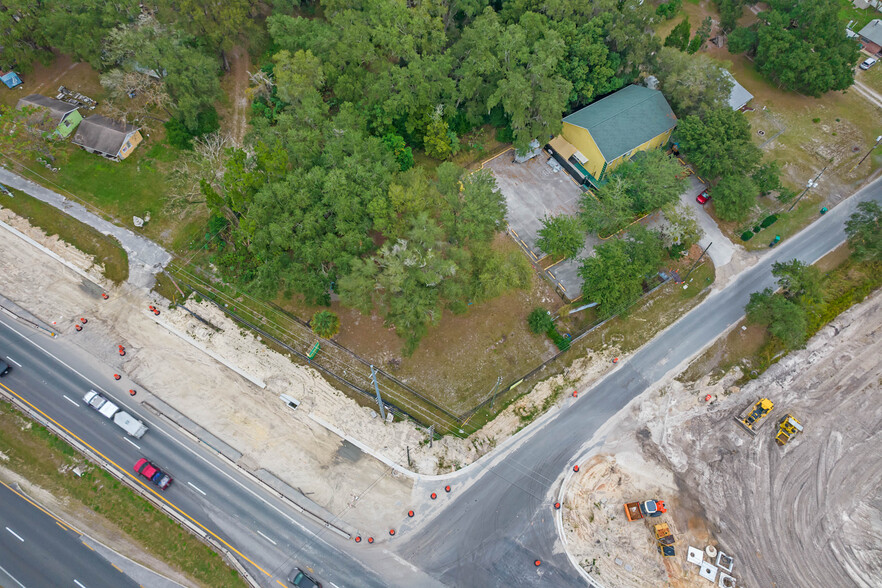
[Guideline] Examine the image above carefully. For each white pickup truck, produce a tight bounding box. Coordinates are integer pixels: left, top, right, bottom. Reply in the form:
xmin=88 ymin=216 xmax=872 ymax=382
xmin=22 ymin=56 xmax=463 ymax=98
xmin=83 ymin=390 xmax=148 ymax=438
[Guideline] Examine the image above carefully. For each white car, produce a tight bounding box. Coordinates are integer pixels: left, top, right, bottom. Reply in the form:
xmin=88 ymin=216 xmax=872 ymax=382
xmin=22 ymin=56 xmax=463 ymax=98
xmin=860 ymin=57 xmax=878 ymax=70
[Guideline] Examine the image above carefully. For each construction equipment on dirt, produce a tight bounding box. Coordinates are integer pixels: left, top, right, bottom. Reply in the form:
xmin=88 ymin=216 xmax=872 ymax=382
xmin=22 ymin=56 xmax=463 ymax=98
xmin=775 ymin=414 xmax=803 ymax=445
xmin=624 ymin=499 xmax=667 ymax=521
xmin=735 ymin=398 xmax=774 ymax=435
xmin=654 ymin=523 xmax=675 ymax=546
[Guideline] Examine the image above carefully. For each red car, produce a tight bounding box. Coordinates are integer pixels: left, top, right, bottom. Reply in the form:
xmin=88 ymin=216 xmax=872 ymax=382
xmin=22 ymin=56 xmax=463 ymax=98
xmin=134 ymin=458 xmax=173 ymax=490
xmin=696 ymin=190 xmax=710 ymax=204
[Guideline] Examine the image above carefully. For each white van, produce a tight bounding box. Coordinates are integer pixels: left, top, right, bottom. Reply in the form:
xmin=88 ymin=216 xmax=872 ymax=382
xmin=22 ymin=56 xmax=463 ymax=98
xmin=860 ymin=57 xmax=878 ymax=70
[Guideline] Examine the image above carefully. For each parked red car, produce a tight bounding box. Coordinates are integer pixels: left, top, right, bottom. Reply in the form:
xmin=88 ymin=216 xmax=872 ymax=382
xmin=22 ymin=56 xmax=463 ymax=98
xmin=696 ymin=190 xmax=710 ymax=204
xmin=134 ymin=458 xmax=173 ymax=490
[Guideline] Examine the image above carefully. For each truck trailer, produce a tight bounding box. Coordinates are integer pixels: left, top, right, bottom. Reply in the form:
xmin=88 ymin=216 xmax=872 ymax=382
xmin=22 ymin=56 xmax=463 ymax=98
xmin=83 ymin=390 xmax=148 ymax=438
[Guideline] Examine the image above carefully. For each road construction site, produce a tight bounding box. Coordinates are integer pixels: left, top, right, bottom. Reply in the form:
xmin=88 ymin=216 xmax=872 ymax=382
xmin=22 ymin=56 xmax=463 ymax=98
xmin=563 ymin=287 xmax=882 ymax=587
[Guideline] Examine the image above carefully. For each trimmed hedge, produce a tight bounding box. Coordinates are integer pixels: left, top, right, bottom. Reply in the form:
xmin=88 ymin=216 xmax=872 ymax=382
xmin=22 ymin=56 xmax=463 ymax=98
xmin=760 ymin=214 xmax=778 ymax=228
xmin=547 ymin=326 xmax=571 ymax=351
xmin=741 ymin=231 xmax=754 ymax=241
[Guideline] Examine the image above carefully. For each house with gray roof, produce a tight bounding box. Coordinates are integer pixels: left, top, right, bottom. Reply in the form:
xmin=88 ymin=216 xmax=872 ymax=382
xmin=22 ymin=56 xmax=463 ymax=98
xmin=552 ymin=85 xmax=677 ymax=186
xmin=72 ymin=115 xmax=143 ymax=161
xmin=16 ymin=94 xmax=82 ymax=138
xmin=857 ymin=19 xmax=882 ymax=55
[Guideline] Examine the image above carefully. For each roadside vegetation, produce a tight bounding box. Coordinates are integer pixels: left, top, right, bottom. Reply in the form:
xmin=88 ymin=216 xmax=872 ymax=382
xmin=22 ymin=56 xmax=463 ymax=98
xmin=0 ymin=399 xmax=246 ymax=588
xmin=0 ymin=187 xmax=129 ymax=284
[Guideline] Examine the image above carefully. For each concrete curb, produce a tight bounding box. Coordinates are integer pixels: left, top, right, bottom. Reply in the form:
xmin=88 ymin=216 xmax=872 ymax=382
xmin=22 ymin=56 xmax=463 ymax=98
xmin=0 ymin=216 xmax=107 ymax=289
xmin=146 ymin=311 xmax=266 ymax=389
xmin=555 ymin=463 xmax=609 ymax=588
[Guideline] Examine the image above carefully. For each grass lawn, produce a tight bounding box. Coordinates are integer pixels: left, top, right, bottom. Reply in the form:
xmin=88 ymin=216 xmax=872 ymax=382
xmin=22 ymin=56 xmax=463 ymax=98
xmin=677 ymin=244 xmax=882 ymax=386
xmin=838 ymin=0 xmax=878 ymax=32
xmin=0 ymin=399 xmax=245 ymax=588
xmin=0 ymin=187 xmax=129 ymax=283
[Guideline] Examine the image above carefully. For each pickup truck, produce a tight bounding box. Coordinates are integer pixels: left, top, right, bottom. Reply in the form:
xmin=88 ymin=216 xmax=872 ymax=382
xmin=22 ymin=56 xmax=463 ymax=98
xmin=82 ymin=390 xmax=148 ymax=438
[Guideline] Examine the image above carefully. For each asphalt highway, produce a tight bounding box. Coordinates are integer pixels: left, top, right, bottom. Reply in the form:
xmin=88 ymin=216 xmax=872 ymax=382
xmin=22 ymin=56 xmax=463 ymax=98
xmin=0 ymin=481 xmax=138 ymax=588
xmin=396 ymin=181 xmax=882 ymax=586
xmin=0 ymin=314 xmax=436 ymax=588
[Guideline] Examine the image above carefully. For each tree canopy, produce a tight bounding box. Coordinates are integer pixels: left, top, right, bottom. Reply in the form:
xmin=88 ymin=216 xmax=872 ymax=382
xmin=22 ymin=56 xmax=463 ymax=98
xmin=654 ymin=48 xmax=733 ymax=117
xmin=537 ymin=214 xmax=585 ymax=259
xmin=845 ymin=201 xmax=882 ymax=262
xmin=727 ymin=0 xmax=859 ymax=96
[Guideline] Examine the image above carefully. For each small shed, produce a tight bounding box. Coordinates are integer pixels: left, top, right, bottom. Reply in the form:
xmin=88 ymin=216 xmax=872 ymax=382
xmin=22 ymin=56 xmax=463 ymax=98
xmin=15 ymin=93 xmax=82 ymax=138
xmin=72 ymin=114 xmax=142 ymax=161
xmin=724 ymin=71 xmax=754 ymax=111
xmin=1 ymin=72 xmax=22 ymax=89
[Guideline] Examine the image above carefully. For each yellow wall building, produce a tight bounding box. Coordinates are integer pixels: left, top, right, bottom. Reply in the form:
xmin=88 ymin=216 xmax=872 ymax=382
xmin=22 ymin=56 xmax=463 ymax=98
xmin=553 ymin=85 xmax=677 ymax=186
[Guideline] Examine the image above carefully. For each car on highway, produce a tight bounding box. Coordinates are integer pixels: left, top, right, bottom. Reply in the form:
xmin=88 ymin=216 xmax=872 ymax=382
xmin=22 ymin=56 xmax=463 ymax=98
xmin=0 ymin=358 xmax=9 ymax=377
xmin=696 ymin=190 xmax=710 ymax=205
xmin=134 ymin=458 xmax=172 ymax=490
xmin=288 ymin=568 xmax=322 ymax=588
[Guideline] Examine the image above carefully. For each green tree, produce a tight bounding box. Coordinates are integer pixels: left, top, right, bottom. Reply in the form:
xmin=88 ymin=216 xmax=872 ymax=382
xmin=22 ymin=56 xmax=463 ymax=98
xmin=617 ymin=149 xmax=688 ymax=214
xmin=527 ymin=308 xmax=554 ymax=334
xmin=580 ymin=177 xmax=634 ymax=236
xmin=578 ymin=226 xmax=664 ymax=317
xmin=0 ymin=105 xmax=55 ymax=160
xmin=438 ymin=167 xmax=507 ymax=245
xmin=310 ymin=310 xmax=340 ymax=338
xmin=734 ymin=0 xmax=859 ymax=96
xmin=664 ymin=17 xmax=691 ymax=52
xmin=381 ymin=134 xmax=414 ymax=172
xmin=746 ymin=288 xmax=808 ymax=348
xmin=712 ymin=174 xmax=757 ymax=222
xmin=659 ymin=202 xmax=703 ymax=249
xmin=655 ymin=47 xmax=733 ymax=117
xmin=715 ymin=0 xmax=746 ymax=32
xmin=676 ymin=107 xmax=762 ymax=179
xmin=552 ymin=19 xmax=620 ymax=108
xmin=771 ymin=259 xmax=823 ymax=305
xmin=537 ymin=214 xmax=585 ymax=259
xmin=727 ymin=27 xmax=757 ymax=54
xmin=752 ymin=161 xmax=782 ymax=196
xmin=845 ymin=201 xmax=882 ymax=261
xmin=158 ymin=0 xmax=253 ymax=59
xmin=686 ymin=17 xmax=712 ymax=55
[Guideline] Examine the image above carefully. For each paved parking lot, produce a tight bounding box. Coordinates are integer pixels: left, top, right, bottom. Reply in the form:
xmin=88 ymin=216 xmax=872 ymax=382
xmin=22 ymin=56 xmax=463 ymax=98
xmin=484 ymin=149 xmax=594 ymax=299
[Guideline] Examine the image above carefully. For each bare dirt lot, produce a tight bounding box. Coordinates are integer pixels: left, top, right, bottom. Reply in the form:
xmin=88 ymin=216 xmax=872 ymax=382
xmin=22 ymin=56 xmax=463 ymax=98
xmin=564 ymin=287 xmax=882 ymax=587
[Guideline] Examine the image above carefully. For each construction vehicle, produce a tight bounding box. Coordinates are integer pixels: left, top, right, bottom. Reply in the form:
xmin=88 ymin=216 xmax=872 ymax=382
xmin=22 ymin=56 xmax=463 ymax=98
xmin=654 ymin=523 xmax=676 ymax=556
xmin=776 ymin=414 xmax=803 ymax=445
xmin=624 ymin=499 xmax=667 ymax=521
xmin=735 ymin=398 xmax=774 ymax=435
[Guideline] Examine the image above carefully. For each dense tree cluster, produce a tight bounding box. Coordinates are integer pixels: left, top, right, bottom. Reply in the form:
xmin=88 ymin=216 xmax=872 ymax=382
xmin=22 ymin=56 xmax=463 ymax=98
xmin=580 ymin=149 xmax=687 ymax=236
xmin=726 ymin=0 xmax=860 ymax=96
xmin=845 ymin=201 xmax=882 ymax=262
xmin=746 ymin=259 xmax=823 ymax=348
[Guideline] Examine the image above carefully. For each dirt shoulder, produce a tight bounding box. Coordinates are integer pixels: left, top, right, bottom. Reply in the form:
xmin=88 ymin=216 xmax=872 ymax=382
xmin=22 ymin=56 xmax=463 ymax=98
xmin=563 ymin=287 xmax=882 ymax=587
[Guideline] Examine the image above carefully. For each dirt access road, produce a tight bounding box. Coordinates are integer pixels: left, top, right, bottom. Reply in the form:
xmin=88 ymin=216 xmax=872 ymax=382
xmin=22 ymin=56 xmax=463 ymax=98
xmin=563 ymin=287 xmax=882 ymax=587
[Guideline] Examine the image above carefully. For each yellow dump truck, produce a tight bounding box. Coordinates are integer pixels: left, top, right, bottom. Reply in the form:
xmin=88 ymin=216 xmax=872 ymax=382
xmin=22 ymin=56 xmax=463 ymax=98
xmin=776 ymin=414 xmax=803 ymax=445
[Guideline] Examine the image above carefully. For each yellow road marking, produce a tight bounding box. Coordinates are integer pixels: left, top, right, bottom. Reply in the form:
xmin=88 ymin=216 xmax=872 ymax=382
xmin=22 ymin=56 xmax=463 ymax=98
xmin=0 ymin=479 xmax=77 ymax=534
xmin=82 ymin=541 xmax=95 ymax=551
xmin=0 ymin=382 xmax=272 ymax=578
xmin=112 ymin=563 xmax=123 ymax=573
xmin=277 ymin=581 xmax=287 ymax=587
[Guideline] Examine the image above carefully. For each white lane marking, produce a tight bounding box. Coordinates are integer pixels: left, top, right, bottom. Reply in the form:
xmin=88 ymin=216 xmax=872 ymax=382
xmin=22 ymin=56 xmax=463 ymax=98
xmin=187 ymin=482 xmax=206 ymax=496
xmin=74 ymin=580 xmax=87 ymax=588
xmin=5 ymin=527 xmax=24 ymax=542
xmin=62 ymin=395 xmax=79 ymax=407
xmin=0 ymin=564 xmax=26 ymax=588
xmin=256 ymin=530 xmax=277 ymax=545
xmin=7 ymin=357 xmax=21 ymax=367
xmin=0 ymin=319 xmax=327 ymax=540
xmin=123 ymin=437 xmax=140 ymax=450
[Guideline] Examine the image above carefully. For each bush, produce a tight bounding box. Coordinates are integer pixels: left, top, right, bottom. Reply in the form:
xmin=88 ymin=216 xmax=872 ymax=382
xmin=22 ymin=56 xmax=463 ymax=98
xmin=527 ymin=308 xmax=554 ymax=334
xmin=753 ymin=225 xmax=761 ymax=233
xmin=741 ymin=231 xmax=754 ymax=241
xmin=760 ymin=214 xmax=778 ymax=228
xmin=164 ymin=107 xmax=221 ymax=150
xmin=547 ymin=326 xmax=571 ymax=351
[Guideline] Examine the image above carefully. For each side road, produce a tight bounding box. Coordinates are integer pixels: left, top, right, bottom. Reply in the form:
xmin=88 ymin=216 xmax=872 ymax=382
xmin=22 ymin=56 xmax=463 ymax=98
xmin=0 ymin=165 xmax=171 ymax=288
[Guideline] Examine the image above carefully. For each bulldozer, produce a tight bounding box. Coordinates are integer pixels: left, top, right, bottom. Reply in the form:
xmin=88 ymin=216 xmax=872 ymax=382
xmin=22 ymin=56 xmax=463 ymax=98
xmin=775 ymin=414 xmax=803 ymax=445
xmin=624 ymin=499 xmax=667 ymax=521
xmin=735 ymin=398 xmax=774 ymax=435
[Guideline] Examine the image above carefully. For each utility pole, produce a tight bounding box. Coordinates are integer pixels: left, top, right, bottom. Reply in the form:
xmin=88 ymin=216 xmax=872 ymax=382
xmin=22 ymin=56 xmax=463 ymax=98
xmin=852 ymin=135 xmax=882 ymax=171
xmin=683 ymin=242 xmax=712 ymax=282
xmin=788 ymin=165 xmax=827 ymax=212
xmin=370 ymin=365 xmax=386 ymax=421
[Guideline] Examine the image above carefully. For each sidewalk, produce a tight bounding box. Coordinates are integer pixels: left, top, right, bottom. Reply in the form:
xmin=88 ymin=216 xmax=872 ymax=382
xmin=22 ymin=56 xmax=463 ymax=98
xmin=0 ymin=165 xmax=171 ymax=288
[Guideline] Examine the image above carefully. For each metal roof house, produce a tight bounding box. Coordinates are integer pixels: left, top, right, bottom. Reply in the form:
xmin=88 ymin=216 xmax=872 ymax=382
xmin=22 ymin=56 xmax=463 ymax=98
xmin=15 ymin=93 xmax=82 ymax=138
xmin=553 ymin=85 xmax=677 ymax=187
xmin=724 ymin=71 xmax=753 ymax=111
xmin=857 ymin=19 xmax=882 ymax=55
xmin=72 ymin=115 xmax=143 ymax=161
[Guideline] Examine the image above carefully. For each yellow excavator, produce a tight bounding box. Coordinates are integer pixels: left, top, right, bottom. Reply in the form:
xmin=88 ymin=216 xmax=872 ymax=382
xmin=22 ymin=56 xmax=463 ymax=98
xmin=775 ymin=414 xmax=803 ymax=445
xmin=735 ymin=398 xmax=774 ymax=436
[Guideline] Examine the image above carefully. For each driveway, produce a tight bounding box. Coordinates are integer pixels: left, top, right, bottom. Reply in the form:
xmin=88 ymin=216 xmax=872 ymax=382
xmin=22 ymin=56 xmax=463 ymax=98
xmin=0 ymin=166 xmax=171 ymax=289
xmin=679 ymin=174 xmax=737 ymax=268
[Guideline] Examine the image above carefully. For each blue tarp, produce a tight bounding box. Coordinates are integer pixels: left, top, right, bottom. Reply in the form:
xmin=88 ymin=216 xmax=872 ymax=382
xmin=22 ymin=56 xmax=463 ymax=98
xmin=1 ymin=72 xmax=22 ymax=89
